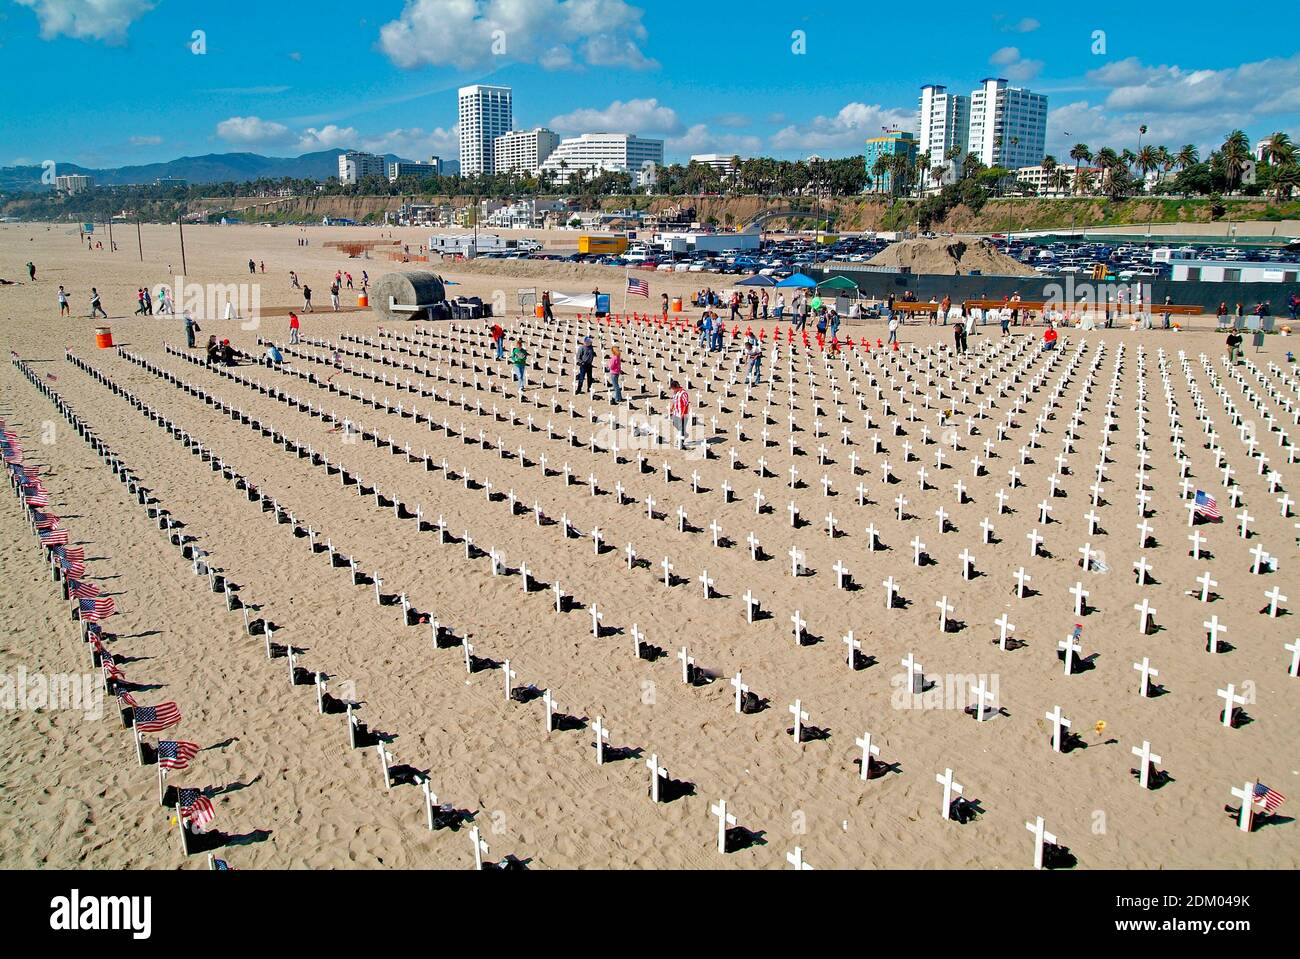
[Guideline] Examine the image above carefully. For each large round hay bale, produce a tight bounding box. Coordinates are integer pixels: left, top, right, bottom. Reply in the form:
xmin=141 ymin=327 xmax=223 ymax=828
xmin=370 ymin=271 xmax=447 ymax=322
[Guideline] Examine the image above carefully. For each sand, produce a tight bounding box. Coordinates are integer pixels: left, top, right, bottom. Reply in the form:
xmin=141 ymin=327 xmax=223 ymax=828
xmin=868 ymin=237 xmax=1039 ymax=277
xmin=0 ymin=221 xmax=1295 ymax=870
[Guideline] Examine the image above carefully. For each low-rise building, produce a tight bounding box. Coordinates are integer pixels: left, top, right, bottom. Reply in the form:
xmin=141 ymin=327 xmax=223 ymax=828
xmin=493 ymin=128 xmax=560 ymax=175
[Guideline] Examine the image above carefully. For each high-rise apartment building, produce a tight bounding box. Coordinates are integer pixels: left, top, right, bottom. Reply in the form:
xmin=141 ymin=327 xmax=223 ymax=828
xmin=917 ymin=85 xmax=970 ymax=184
xmin=338 ymin=151 xmax=387 ymax=185
xmin=458 ymin=84 xmax=513 ymax=176
xmin=493 ymin=128 xmax=561 ymax=175
xmin=968 ymin=78 xmax=1048 ymax=171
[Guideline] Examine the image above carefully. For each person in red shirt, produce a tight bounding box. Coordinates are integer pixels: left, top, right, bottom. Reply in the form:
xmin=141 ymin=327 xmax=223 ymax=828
xmin=288 ymin=311 xmax=301 ymax=344
xmin=490 ymin=321 xmax=505 ymax=360
xmin=669 ymin=380 xmax=690 ymax=449
xmin=1042 ymin=323 xmax=1058 ymax=351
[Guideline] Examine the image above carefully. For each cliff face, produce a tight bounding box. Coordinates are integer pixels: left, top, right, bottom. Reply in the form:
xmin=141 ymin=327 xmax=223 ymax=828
xmin=186 ymin=193 xmax=1300 ymax=233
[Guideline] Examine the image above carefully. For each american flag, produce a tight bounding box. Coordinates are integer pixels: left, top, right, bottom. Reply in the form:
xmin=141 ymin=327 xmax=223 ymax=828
xmin=1194 ymin=490 xmax=1221 ymax=520
xmin=79 ymin=596 xmax=117 ymax=621
xmin=627 ymin=277 xmax=650 ymax=298
xmin=1254 ymin=782 xmax=1286 ymax=813
xmin=34 ymin=513 xmax=61 ymax=530
xmin=69 ymin=580 xmax=99 ymax=599
xmin=25 ymin=491 xmax=51 ymax=508
xmin=102 ymin=659 xmax=125 ymax=681
xmin=177 ymin=788 xmax=215 ymax=830
xmin=54 ymin=544 xmax=85 ymax=562
xmin=118 ymin=691 xmax=139 ymax=709
xmin=61 ymin=558 xmax=87 ymax=579
xmin=157 ymin=740 xmax=201 ymax=771
xmin=133 ymin=702 xmax=181 ymax=732
xmin=39 ymin=527 xmax=69 ymax=546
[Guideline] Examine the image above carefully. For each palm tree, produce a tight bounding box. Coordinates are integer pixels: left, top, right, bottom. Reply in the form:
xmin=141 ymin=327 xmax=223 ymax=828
xmin=961 ymin=152 xmax=983 ymax=181
xmin=1271 ymin=162 xmax=1300 ymax=200
xmin=914 ymin=151 xmax=930 ymax=196
xmin=1069 ymin=143 xmax=1092 ymax=194
xmin=1265 ymin=132 xmax=1295 ymax=168
xmin=872 ymin=155 xmax=889 ymax=194
xmin=1220 ymin=130 xmax=1251 ymax=192
xmin=1041 ymin=154 xmax=1057 ymax=195
xmin=930 ymin=165 xmax=947 ymax=191
xmin=1136 ymin=145 xmax=1159 ymax=191
xmin=1174 ymin=144 xmax=1199 ymax=171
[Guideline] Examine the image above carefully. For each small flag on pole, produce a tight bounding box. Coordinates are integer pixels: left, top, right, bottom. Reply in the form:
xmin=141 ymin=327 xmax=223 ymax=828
xmin=627 ymin=277 xmax=650 ymax=298
xmin=133 ymin=702 xmax=181 ymax=732
xmin=1193 ymin=490 xmax=1221 ymax=520
xmin=1254 ymin=782 xmax=1285 ymax=813
xmin=177 ymin=788 xmax=215 ymax=830
xmin=78 ymin=596 xmax=117 ymax=622
xmin=157 ymin=740 xmax=201 ymax=771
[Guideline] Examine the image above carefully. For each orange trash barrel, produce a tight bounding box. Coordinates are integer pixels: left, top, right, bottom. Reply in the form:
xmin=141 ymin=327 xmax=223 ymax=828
xmin=671 ymin=297 xmax=683 ymax=313
xmin=94 ymin=326 xmax=113 ymax=348
xmin=535 ymin=304 xmax=545 ymax=318
xmin=357 ymin=292 xmax=369 ymax=308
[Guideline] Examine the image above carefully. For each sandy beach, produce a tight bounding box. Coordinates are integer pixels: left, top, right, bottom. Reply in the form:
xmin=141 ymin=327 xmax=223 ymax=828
xmin=1 ymin=221 xmax=1295 ymax=870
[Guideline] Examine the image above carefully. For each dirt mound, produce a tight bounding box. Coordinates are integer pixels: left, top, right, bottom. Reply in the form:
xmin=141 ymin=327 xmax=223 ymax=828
xmin=866 ymin=237 xmax=1037 ymax=276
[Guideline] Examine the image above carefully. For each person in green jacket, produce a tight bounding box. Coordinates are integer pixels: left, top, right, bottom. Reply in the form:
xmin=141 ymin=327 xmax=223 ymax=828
xmin=510 ymin=339 xmax=528 ymax=396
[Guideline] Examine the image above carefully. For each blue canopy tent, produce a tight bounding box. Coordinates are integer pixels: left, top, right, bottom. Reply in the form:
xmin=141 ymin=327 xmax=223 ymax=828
xmin=735 ymin=274 xmax=777 ymax=287
xmin=776 ymin=273 xmax=817 ymax=288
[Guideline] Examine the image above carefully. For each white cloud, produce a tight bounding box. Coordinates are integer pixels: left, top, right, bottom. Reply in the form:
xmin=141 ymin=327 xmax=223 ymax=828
xmin=297 ymin=125 xmax=361 ymax=151
xmin=668 ymin=124 xmax=762 ymax=156
xmin=1011 ymin=17 xmax=1040 ymax=33
xmin=550 ymin=98 xmax=681 ymax=135
xmin=360 ymin=126 xmax=461 ymax=159
xmin=129 ymin=135 xmax=162 ymax=146
xmin=1090 ymin=53 xmax=1300 ymax=115
xmin=378 ymin=0 xmax=655 ymax=71
xmin=16 ymin=0 xmax=155 ymax=42
xmin=989 ymin=46 xmax=1043 ymax=82
xmin=769 ymin=102 xmax=914 ymax=152
xmin=215 ymin=116 xmax=293 ymax=146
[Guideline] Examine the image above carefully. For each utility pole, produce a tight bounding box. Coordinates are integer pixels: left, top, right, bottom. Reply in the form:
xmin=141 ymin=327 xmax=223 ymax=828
xmin=137 ymin=216 xmax=143 ymax=261
xmin=178 ymin=217 xmax=188 ymax=276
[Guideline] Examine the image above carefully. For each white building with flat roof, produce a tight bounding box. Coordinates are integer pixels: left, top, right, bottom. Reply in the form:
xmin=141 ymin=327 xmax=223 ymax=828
xmin=339 ymin=151 xmax=386 ymax=185
xmin=54 ymin=174 xmax=93 ymax=194
xmin=538 ymin=133 xmax=665 ymax=183
xmin=690 ymin=153 xmax=747 ymax=175
xmin=969 ymin=78 xmax=1048 ymax=171
xmin=458 ymin=84 xmax=513 ymax=176
xmin=493 ymin=128 xmax=560 ymax=175
xmin=1171 ymin=258 xmax=1300 ymax=283
xmin=917 ymin=85 xmax=970 ymax=184
xmin=389 ymin=160 xmax=439 ymax=182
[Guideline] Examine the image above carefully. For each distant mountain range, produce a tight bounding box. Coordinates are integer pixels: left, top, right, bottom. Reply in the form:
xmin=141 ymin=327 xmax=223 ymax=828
xmin=0 ymin=149 xmax=458 ymax=192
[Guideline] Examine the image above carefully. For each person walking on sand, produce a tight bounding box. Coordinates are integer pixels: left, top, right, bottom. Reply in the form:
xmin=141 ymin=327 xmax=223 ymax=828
xmin=290 ymin=270 xmax=300 ymax=289
xmin=302 ymin=284 xmax=313 ymax=312
xmin=288 ymin=311 xmax=301 ymax=344
xmin=490 ymin=320 xmax=504 ymax=360
xmin=57 ymin=285 xmax=70 ymax=316
xmin=26 ymin=262 xmax=36 ymax=281
xmin=542 ymin=289 xmax=554 ymax=321
xmin=607 ymin=346 xmax=624 ymax=404
xmin=510 ymin=339 xmax=529 ymax=397
xmin=575 ymin=335 xmax=595 ymax=395
xmin=184 ymin=310 xmax=200 ymax=349
xmin=330 ymin=281 xmax=340 ymax=312
xmin=89 ymin=288 xmax=108 ymax=318
xmin=669 ymin=380 xmax=691 ymax=450
xmin=887 ymin=315 xmax=899 ymax=346
xmin=248 ymin=259 xmax=256 ymax=275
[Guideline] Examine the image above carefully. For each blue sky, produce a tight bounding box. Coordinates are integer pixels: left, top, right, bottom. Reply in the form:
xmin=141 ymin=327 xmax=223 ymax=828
xmin=4 ymin=0 xmax=1299 ymax=169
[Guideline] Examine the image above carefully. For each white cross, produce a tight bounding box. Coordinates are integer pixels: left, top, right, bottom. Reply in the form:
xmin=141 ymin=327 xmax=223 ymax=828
xmin=980 ymin=517 xmax=994 ymax=544
xmin=1058 ymin=633 xmax=1081 ymax=675
xmin=1013 ymin=566 xmax=1031 ymax=598
xmin=855 ymin=731 xmax=880 ymax=781
xmin=502 ymin=659 xmax=517 ymax=702
xmin=711 ymin=799 xmax=738 ymax=853
xmin=553 ymin=580 xmax=564 ymax=612
xmin=1204 ymin=614 xmax=1228 ymax=654
xmin=936 ymin=767 xmax=963 ymax=820
xmin=994 ymin=614 xmax=1015 ymax=651
xmin=895 ymin=493 xmax=908 ymax=520
xmin=1131 ymin=741 xmax=1161 ymax=790
xmin=1134 ymin=598 xmax=1156 ymax=634
xmin=911 ymin=536 xmax=926 ymax=566
xmin=1045 ymin=704 xmax=1071 ymax=752
xmin=791 ymin=609 xmax=806 ymax=645
xmin=730 ymin=671 xmax=749 ymax=713
xmin=661 ymin=556 xmax=673 ymax=586
xmin=699 ymin=569 xmax=714 ymax=599
xmin=1217 ymin=683 xmax=1246 ymax=727
xmin=1238 ymin=510 xmax=1253 ymax=538
xmin=788 ymin=699 xmax=809 ymax=742
xmin=843 ymin=631 xmax=860 ymax=669
xmin=901 ymin=652 xmax=922 ymax=693
xmin=1285 ymin=639 xmax=1300 ymax=677
xmin=832 ymin=559 xmax=849 ymax=590
xmin=935 ymin=505 xmax=949 ymax=531
xmin=1134 ymin=657 xmax=1159 ymax=697
xmin=1136 ymin=519 xmax=1152 ymax=547
xmin=1084 ymin=510 xmax=1100 ymax=535
xmin=543 ymin=689 xmax=560 ymax=732
xmin=593 ymin=716 xmax=610 ymax=764
xmin=1249 ymin=543 xmax=1268 ymax=574
xmin=471 ymin=825 xmax=489 ymax=871
xmin=883 ymin=575 xmax=898 ymax=609
xmin=746 ymin=531 xmax=760 ymax=559
xmin=1196 ymin=570 xmax=1217 ymax=602
xmin=1026 ymin=528 xmax=1044 ymax=556
xmin=865 ymin=523 xmax=878 ymax=551
xmin=709 ymin=519 xmax=722 ymax=547
xmin=590 ymin=604 xmax=603 ymax=636
xmin=935 ymin=595 xmax=954 ymax=633
xmin=678 ymin=646 xmax=695 ymax=684
xmin=1069 ymin=581 xmax=1089 ymax=616
xmin=996 ymin=488 xmax=1009 ymax=514
xmin=1264 ymin=586 xmax=1287 ymax=617
xmin=646 ymin=753 xmax=668 ymax=803
xmin=970 ymin=678 xmax=994 ymax=722
xmin=462 ymin=637 xmax=475 ymax=674
xmin=1229 ymin=782 xmax=1257 ymax=831
xmin=1025 ymin=816 xmax=1057 ymax=870
xmin=789 ymin=545 xmax=804 ymax=577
